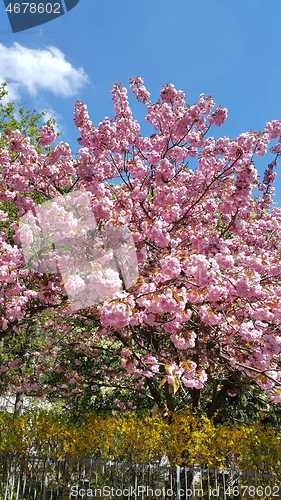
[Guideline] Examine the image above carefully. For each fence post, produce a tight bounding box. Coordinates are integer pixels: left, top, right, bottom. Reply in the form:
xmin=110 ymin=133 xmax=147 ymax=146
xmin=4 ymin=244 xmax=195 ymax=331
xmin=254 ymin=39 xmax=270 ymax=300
xmin=176 ymin=466 xmax=181 ymax=500
xmin=42 ymin=457 xmax=50 ymax=500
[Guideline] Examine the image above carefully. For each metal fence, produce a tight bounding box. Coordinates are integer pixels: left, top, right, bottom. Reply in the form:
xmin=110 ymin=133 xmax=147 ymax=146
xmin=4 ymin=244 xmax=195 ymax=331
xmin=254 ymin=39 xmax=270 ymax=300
xmin=0 ymin=453 xmax=280 ymax=500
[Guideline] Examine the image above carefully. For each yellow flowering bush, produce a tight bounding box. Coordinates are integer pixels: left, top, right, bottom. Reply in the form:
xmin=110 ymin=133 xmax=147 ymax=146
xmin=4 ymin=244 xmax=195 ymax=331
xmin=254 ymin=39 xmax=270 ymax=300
xmin=0 ymin=408 xmax=280 ymax=475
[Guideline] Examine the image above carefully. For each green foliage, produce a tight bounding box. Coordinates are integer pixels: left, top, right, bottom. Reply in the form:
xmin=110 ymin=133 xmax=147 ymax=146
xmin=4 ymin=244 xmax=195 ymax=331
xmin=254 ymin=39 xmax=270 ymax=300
xmin=0 ymin=82 xmax=61 ymax=152
xmin=42 ymin=318 xmax=154 ymax=422
xmin=213 ymin=384 xmax=281 ymax=426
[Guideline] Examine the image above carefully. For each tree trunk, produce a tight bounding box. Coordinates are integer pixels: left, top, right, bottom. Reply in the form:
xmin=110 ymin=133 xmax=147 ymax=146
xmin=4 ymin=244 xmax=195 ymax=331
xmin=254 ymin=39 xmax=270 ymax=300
xmin=14 ymin=392 xmax=24 ymax=416
xmin=164 ymin=382 xmax=175 ymax=412
xmin=191 ymin=387 xmax=201 ymax=410
xmin=0 ymin=338 xmax=4 ymax=366
xmin=207 ymin=378 xmax=236 ymax=419
xmin=0 ymin=338 xmax=4 ymax=396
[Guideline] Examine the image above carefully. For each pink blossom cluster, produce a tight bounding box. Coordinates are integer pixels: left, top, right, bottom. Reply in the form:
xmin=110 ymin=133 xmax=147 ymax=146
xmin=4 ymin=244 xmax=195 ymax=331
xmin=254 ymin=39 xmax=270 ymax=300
xmin=39 ymin=125 xmax=57 ymax=147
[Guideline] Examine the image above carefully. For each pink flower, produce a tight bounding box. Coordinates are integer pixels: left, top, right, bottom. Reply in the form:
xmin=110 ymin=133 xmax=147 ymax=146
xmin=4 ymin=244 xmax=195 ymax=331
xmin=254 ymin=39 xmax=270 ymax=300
xmin=171 ymin=331 xmax=196 ymax=349
xmin=99 ymin=297 xmax=134 ymax=329
xmin=207 ymin=106 xmax=228 ymax=127
xmin=39 ymin=125 xmax=56 ymax=147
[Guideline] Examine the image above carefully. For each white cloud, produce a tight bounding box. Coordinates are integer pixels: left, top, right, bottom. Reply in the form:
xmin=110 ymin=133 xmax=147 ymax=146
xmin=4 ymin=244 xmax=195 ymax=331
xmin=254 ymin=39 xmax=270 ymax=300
xmin=0 ymin=43 xmax=89 ymax=99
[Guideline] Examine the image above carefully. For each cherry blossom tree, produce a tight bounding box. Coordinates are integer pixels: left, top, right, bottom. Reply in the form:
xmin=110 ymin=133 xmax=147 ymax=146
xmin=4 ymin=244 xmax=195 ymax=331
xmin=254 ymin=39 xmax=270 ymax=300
xmin=0 ymin=83 xmax=61 ymax=413
xmin=1 ymin=76 xmax=281 ymax=418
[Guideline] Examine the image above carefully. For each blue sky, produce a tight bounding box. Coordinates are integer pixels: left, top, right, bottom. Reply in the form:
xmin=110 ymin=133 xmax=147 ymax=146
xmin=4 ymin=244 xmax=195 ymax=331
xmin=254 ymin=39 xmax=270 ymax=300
xmin=1 ymin=0 xmax=281 ymax=204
